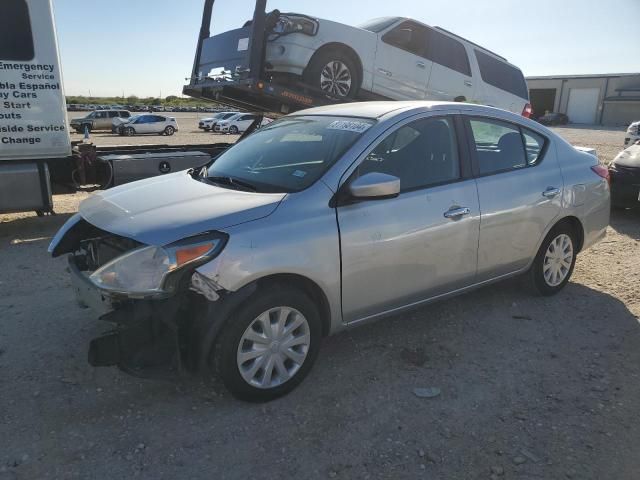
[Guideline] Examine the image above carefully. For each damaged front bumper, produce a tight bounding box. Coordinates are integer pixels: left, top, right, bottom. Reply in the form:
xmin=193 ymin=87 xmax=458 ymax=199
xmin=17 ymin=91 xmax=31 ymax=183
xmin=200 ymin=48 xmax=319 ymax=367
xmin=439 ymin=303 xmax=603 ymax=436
xmin=68 ymin=253 xmax=204 ymax=378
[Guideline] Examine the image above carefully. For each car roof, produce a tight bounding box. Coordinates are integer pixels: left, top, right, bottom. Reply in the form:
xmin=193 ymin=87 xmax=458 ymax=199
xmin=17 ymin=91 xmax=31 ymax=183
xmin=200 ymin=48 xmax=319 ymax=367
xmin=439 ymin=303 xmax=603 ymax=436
xmin=294 ymin=101 xmax=498 ymax=119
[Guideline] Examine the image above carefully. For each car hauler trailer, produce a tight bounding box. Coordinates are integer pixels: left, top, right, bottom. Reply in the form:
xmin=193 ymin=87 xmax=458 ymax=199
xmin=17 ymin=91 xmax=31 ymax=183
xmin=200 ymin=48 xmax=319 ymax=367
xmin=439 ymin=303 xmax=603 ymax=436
xmin=183 ymin=0 xmax=351 ymax=116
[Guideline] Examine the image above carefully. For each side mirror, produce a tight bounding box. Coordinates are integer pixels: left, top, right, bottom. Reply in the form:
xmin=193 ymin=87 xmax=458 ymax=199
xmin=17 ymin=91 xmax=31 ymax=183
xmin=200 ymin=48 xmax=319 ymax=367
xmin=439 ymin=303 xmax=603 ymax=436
xmin=349 ymin=172 xmax=400 ymax=200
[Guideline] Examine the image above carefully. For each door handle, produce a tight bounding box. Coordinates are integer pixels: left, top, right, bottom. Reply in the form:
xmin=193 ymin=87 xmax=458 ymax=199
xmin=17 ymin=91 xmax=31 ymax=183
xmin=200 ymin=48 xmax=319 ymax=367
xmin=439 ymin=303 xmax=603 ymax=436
xmin=377 ymin=68 xmax=392 ymax=77
xmin=542 ymin=187 xmax=561 ymax=198
xmin=443 ymin=207 xmax=471 ymax=219
xmin=464 ymin=80 xmax=473 ymax=87
xmin=416 ymin=62 xmax=426 ymax=69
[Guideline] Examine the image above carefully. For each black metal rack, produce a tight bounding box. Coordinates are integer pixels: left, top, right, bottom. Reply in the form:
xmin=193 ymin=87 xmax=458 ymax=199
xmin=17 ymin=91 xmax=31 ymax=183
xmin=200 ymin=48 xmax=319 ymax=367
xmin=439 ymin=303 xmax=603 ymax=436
xmin=183 ymin=0 xmax=345 ymax=116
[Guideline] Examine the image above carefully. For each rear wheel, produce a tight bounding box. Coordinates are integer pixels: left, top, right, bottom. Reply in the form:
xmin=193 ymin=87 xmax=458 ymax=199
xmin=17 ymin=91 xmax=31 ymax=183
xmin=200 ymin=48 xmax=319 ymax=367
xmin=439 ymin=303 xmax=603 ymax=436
xmin=528 ymin=224 xmax=577 ymax=295
xmin=304 ymin=48 xmax=360 ymax=99
xmin=211 ymin=286 xmax=322 ymax=402
xmin=164 ymin=125 xmax=175 ymax=136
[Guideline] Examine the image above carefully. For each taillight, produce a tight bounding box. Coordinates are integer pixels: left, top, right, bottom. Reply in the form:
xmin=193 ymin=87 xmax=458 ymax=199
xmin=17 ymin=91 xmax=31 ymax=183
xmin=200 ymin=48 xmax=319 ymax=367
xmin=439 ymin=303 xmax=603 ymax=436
xmin=522 ymin=103 xmax=533 ymax=118
xmin=591 ymin=164 xmax=610 ymax=185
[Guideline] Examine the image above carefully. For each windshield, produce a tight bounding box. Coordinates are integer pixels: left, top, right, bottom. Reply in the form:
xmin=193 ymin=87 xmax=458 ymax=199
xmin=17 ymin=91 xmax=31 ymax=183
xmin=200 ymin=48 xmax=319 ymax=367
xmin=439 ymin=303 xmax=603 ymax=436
xmin=207 ymin=115 xmax=375 ymax=193
xmin=358 ymin=17 xmax=401 ymax=33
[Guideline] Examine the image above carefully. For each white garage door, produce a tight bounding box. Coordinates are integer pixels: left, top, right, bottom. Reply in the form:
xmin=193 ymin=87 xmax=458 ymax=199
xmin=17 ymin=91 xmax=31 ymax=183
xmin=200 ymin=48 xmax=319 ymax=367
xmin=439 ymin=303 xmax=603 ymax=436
xmin=566 ymin=88 xmax=600 ymax=124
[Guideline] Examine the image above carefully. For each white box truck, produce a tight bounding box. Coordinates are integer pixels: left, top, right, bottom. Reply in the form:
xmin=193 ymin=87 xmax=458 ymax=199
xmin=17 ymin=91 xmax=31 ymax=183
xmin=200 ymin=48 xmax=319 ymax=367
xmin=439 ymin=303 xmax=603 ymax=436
xmin=0 ymin=0 xmax=71 ymax=215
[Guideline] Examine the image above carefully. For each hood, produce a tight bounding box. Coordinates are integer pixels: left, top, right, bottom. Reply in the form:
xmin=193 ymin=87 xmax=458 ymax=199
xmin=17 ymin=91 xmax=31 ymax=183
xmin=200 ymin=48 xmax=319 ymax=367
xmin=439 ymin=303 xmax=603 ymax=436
xmin=612 ymin=144 xmax=640 ymax=169
xmin=79 ymin=171 xmax=286 ymax=245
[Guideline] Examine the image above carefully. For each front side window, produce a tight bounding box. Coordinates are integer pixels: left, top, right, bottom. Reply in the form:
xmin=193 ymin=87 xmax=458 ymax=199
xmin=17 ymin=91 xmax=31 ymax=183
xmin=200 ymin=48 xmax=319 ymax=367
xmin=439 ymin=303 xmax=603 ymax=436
xmin=354 ymin=117 xmax=460 ymax=191
xmin=382 ymin=21 xmax=428 ymax=58
xmin=0 ymin=0 xmax=34 ymax=60
xmin=207 ymin=116 xmax=375 ymax=193
xmin=469 ymin=118 xmax=527 ymax=175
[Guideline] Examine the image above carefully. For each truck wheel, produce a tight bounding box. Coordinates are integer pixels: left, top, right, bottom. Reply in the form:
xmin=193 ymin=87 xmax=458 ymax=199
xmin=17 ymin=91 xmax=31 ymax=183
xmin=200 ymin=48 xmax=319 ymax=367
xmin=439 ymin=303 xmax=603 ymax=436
xmin=528 ymin=224 xmax=577 ymax=296
xmin=229 ymin=125 xmax=239 ymax=134
xmin=304 ymin=48 xmax=360 ymax=99
xmin=164 ymin=126 xmax=175 ymax=136
xmin=211 ymin=285 xmax=322 ymax=402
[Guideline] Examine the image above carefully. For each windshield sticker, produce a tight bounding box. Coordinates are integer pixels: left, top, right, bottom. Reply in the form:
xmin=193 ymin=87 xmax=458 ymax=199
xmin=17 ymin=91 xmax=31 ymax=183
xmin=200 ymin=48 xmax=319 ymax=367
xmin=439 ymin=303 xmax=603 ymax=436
xmin=327 ymin=120 xmax=371 ymax=133
xmin=237 ymin=38 xmax=249 ymax=51
xmin=292 ymin=170 xmax=307 ymax=178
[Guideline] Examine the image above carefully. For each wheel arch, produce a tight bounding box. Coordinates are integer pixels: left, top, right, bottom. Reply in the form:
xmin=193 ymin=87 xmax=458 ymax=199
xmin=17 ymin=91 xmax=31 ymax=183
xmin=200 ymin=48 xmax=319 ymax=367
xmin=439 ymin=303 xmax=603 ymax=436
xmin=194 ymin=272 xmax=332 ymax=371
xmin=550 ymin=215 xmax=585 ymax=253
xmin=304 ymin=42 xmax=364 ymax=86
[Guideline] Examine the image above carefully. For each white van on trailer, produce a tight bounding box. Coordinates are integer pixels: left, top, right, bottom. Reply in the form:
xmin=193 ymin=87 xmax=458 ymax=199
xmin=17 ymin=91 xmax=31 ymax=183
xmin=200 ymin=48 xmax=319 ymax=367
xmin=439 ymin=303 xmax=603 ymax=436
xmin=0 ymin=0 xmax=71 ymax=214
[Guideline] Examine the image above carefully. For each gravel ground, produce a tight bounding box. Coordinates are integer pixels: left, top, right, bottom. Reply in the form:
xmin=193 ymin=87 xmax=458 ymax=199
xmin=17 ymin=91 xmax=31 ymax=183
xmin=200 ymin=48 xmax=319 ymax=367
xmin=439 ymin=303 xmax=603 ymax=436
xmin=1 ymin=127 xmax=638 ymax=479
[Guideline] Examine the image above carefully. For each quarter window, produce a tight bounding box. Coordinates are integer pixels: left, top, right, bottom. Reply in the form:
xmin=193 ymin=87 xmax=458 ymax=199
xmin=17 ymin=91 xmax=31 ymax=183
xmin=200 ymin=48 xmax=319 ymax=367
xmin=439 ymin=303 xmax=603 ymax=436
xmin=522 ymin=129 xmax=545 ymax=165
xmin=355 ymin=117 xmax=460 ymax=191
xmin=382 ymin=21 xmax=428 ymax=58
xmin=0 ymin=0 xmax=34 ymax=61
xmin=427 ymin=29 xmax=471 ymax=76
xmin=474 ymin=50 xmax=529 ymax=100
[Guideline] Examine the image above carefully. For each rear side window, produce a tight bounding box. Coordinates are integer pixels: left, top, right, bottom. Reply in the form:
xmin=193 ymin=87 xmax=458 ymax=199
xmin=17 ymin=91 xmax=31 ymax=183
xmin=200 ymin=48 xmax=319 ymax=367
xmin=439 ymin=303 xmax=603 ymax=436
xmin=120 ymin=111 xmax=130 ymax=117
xmin=108 ymin=111 xmax=119 ymax=118
xmin=0 ymin=0 xmax=34 ymax=60
xmin=382 ymin=21 xmax=428 ymax=58
xmin=474 ymin=50 xmax=528 ymax=100
xmin=427 ymin=29 xmax=471 ymax=76
xmin=469 ymin=119 xmax=526 ymax=175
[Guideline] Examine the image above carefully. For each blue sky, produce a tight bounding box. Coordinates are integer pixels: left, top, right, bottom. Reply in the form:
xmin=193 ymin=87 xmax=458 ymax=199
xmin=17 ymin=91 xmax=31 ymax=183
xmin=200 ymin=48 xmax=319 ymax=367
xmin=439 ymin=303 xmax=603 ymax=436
xmin=53 ymin=0 xmax=640 ymax=98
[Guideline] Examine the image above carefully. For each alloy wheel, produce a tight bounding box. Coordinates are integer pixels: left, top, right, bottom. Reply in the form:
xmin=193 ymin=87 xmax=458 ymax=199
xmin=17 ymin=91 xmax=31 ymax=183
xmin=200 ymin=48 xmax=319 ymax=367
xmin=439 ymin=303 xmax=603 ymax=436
xmin=236 ymin=306 xmax=311 ymax=389
xmin=543 ymin=234 xmax=574 ymax=287
xmin=320 ymin=61 xmax=352 ymax=97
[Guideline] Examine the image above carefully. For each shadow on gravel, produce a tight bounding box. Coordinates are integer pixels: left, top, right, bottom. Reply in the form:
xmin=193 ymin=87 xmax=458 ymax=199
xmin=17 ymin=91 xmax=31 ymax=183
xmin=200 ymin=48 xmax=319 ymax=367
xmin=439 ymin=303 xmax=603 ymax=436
xmin=0 ymin=212 xmax=72 ymax=249
xmin=610 ymin=208 xmax=640 ymax=240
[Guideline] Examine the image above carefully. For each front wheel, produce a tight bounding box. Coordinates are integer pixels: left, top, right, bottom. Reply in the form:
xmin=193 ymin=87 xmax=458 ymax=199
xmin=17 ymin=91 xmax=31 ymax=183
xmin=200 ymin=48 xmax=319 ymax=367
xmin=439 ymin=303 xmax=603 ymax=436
xmin=528 ymin=225 xmax=577 ymax=295
xmin=304 ymin=48 xmax=360 ymax=99
xmin=164 ymin=125 xmax=175 ymax=136
xmin=211 ymin=286 xmax=322 ymax=402
xmin=229 ymin=125 xmax=239 ymax=135
xmin=124 ymin=127 xmax=135 ymax=136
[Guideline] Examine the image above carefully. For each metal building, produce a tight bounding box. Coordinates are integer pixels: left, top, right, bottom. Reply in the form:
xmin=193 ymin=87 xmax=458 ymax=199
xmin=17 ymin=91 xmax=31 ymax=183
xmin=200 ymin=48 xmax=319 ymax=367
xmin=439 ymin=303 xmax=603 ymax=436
xmin=526 ymin=73 xmax=640 ymax=126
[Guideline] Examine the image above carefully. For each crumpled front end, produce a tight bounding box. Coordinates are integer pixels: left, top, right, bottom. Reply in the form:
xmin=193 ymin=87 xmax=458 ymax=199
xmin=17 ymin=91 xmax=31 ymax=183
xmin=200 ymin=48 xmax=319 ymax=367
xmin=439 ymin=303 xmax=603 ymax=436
xmin=50 ymin=215 xmax=220 ymax=378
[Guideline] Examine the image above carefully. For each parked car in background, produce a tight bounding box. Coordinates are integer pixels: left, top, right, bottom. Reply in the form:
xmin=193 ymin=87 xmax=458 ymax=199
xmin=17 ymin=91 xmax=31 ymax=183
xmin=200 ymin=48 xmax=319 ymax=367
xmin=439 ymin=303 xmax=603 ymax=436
xmin=50 ymin=101 xmax=609 ymax=401
xmin=537 ymin=112 xmax=569 ymax=126
xmin=69 ymin=110 xmax=131 ymax=133
xmin=624 ymin=120 xmax=639 ymax=147
xmin=214 ymin=113 xmax=273 ymax=133
xmin=263 ymin=14 xmax=531 ymax=115
xmin=199 ymin=111 xmax=240 ymax=131
xmin=609 ymin=143 xmax=640 ymax=209
xmin=116 ymin=114 xmax=178 ymax=136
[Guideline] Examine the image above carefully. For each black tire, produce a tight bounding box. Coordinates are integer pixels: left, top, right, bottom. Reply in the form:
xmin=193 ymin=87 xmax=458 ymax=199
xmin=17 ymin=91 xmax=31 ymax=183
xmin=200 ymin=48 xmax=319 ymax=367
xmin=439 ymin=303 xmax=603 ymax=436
xmin=164 ymin=125 xmax=175 ymax=136
xmin=125 ymin=127 xmax=135 ymax=136
xmin=528 ymin=223 xmax=578 ymax=296
xmin=211 ymin=285 xmax=322 ymax=402
xmin=229 ymin=125 xmax=239 ymax=135
xmin=304 ymin=48 xmax=361 ymax=99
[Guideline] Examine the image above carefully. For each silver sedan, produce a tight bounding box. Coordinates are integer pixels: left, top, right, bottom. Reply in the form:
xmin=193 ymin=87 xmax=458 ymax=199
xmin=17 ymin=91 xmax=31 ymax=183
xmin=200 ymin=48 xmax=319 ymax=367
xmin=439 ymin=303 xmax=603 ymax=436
xmin=49 ymin=101 xmax=610 ymax=401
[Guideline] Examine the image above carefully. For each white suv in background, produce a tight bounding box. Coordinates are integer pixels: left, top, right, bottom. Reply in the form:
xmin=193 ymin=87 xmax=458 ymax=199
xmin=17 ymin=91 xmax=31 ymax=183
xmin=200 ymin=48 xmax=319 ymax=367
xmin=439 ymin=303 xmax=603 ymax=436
xmin=215 ymin=113 xmax=273 ymax=134
xmin=625 ymin=121 xmax=640 ymax=146
xmin=265 ymin=14 xmax=531 ymax=116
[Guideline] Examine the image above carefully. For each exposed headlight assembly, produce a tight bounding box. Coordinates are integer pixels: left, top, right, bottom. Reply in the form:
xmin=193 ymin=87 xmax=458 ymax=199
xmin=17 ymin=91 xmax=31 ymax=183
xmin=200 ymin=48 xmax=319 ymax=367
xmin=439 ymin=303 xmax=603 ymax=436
xmin=273 ymin=14 xmax=319 ymax=36
xmin=89 ymin=232 xmax=227 ymax=297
